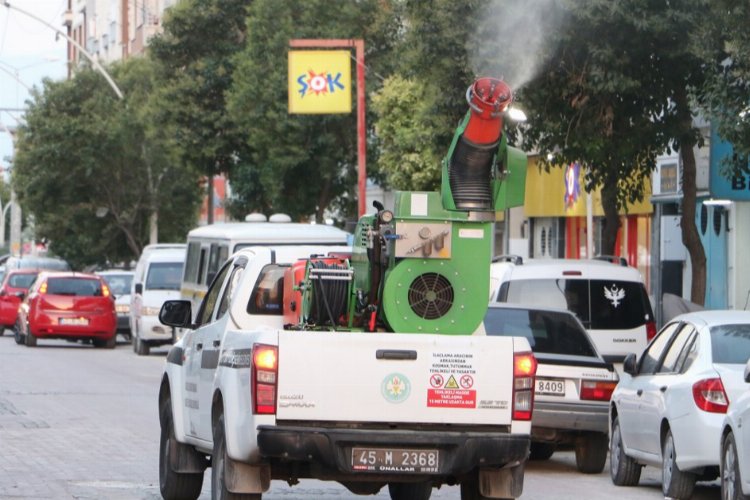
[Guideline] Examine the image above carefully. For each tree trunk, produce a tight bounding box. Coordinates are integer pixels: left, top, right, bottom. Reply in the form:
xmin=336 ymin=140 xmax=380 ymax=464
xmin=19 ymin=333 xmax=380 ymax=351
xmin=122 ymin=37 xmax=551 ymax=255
xmin=674 ymin=87 xmax=706 ymax=306
xmin=600 ymin=180 xmax=621 ymax=256
xmin=206 ymin=176 xmax=214 ymax=225
xmin=149 ymin=210 xmax=158 ymax=245
xmin=680 ymin=143 xmax=706 ymax=305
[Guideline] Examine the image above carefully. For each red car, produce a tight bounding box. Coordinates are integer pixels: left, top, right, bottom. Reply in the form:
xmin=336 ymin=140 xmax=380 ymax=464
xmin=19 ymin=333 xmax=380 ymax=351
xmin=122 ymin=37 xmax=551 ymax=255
xmin=16 ymin=272 xmax=117 ymax=348
xmin=0 ymin=269 xmax=39 ymax=332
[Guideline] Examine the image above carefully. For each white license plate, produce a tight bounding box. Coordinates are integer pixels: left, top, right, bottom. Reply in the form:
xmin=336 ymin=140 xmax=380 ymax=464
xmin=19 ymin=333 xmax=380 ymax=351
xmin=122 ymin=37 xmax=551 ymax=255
xmin=536 ymin=378 xmax=565 ymax=396
xmin=59 ymin=318 xmax=89 ymax=326
xmin=351 ymin=447 xmax=439 ymax=473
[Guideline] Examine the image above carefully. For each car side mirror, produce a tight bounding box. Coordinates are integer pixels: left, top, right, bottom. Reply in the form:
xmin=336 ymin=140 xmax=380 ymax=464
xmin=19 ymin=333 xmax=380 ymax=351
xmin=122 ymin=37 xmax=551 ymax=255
xmin=14 ymin=291 xmax=25 ymax=301
xmin=135 ymin=283 xmax=143 ymax=295
xmin=159 ymin=300 xmax=193 ymax=329
xmin=744 ymin=359 xmax=750 ymax=383
xmin=623 ymin=353 xmax=638 ymax=376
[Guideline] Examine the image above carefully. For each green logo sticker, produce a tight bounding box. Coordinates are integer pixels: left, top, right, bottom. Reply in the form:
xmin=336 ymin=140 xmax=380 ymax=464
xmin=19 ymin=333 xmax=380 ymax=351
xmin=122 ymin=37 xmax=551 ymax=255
xmin=381 ymin=373 xmax=411 ymax=404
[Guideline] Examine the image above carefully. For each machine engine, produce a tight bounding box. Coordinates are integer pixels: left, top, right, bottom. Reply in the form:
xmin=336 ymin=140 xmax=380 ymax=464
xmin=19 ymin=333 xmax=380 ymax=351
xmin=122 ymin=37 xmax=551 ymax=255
xmin=283 ymin=78 xmax=527 ymax=335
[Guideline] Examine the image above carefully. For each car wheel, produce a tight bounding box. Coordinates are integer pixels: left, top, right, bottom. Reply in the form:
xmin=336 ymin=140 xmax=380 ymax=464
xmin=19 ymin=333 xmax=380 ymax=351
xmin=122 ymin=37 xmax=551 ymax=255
xmin=212 ymin=412 xmax=261 ymax=500
xmin=722 ymin=432 xmax=749 ymax=500
xmin=662 ymin=428 xmax=696 ymax=499
xmin=388 ymin=481 xmax=432 ymax=500
xmin=529 ymin=442 xmax=556 ymax=461
xmin=159 ymin=397 xmax=204 ymax=500
xmin=13 ymin=321 xmax=24 ymax=345
xmin=575 ymin=432 xmax=608 ymax=473
xmin=24 ymin=330 xmax=37 ymax=347
xmin=610 ymin=417 xmax=642 ymax=486
xmin=135 ymin=335 xmax=150 ymax=356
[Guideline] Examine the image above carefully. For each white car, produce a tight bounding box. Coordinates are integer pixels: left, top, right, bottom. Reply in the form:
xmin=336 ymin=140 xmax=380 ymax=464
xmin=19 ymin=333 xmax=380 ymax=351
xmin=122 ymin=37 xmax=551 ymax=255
xmin=610 ymin=310 xmax=750 ymax=498
xmin=484 ymin=303 xmax=618 ymax=473
xmin=490 ymin=257 xmax=656 ymax=365
xmin=721 ymin=358 xmax=750 ymax=500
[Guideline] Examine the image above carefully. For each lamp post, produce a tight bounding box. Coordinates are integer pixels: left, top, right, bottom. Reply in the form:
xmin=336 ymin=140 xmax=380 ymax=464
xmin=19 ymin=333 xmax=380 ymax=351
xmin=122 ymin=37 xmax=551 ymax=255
xmin=2 ymin=1 xmax=124 ymax=100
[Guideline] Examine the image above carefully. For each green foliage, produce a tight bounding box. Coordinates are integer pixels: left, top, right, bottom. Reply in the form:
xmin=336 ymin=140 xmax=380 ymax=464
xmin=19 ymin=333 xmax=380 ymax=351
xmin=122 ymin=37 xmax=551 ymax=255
xmin=11 ymin=59 xmax=200 ymax=269
xmin=227 ymin=0 xmax=398 ymax=222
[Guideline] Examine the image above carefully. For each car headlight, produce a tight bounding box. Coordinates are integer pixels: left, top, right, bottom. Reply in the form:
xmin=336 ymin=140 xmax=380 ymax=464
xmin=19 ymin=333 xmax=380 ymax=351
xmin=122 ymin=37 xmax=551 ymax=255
xmin=142 ymin=306 xmax=161 ymax=316
xmin=115 ymin=304 xmax=130 ymax=314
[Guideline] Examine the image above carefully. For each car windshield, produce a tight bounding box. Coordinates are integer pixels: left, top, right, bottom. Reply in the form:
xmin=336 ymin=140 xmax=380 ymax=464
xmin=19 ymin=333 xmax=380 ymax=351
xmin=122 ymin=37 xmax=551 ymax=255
xmin=101 ymin=274 xmax=133 ymax=295
xmin=145 ymin=262 xmax=183 ymax=291
xmin=46 ymin=277 xmax=102 ymax=297
xmin=8 ymin=273 xmax=38 ymax=289
xmin=499 ymin=278 xmax=653 ymax=330
xmin=484 ymin=307 xmax=598 ymax=357
xmin=710 ymin=324 xmax=750 ymax=364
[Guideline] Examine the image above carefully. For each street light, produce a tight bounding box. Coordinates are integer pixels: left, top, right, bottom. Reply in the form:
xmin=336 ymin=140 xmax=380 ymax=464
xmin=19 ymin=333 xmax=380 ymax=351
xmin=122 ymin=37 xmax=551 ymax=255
xmin=2 ymin=1 xmax=124 ymax=100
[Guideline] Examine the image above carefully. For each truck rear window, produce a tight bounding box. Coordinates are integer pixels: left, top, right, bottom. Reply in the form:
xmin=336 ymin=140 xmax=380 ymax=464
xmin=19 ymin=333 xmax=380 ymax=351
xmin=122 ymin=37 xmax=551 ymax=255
xmin=247 ymin=265 xmax=286 ymax=315
xmin=497 ymin=278 xmax=653 ymax=330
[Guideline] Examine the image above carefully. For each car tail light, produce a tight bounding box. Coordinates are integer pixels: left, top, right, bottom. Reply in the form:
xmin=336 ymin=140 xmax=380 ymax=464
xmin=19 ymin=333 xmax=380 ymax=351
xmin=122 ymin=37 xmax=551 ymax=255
xmin=692 ymin=378 xmax=729 ymax=413
xmin=512 ymin=352 xmax=537 ymax=420
xmin=646 ymin=320 xmax=657 ymax=341
xmin=101 ymin=283 xmax=111 ymax=297
xmin=252 ymin=344 xmax=278 ymax=415
xmin=39 ymin=281 xmax=47 ymax=294
xmin=580 ymin=380 xmax=617 ymax=401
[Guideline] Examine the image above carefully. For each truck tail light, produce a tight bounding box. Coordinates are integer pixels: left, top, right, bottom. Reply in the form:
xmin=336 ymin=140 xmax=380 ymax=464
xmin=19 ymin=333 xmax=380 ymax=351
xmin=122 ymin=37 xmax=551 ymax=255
xmin=512 ymin=352 xmax=537 ymax=421
xmin=252 ymin=344 xmax=278 ymax=415
xmin=580 ymin=380 xmax=617 ymax=401
xmin=646 ymin=320 xmax=657 ymax=341
xmin=692 ymin=377 xmax=729 ymax=413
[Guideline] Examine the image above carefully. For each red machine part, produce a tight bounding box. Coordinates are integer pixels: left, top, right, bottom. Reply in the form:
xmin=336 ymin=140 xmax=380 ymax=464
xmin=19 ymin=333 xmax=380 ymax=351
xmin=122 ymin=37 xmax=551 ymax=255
xmin=462 ymin=77 xmax=512 ymax=145
xmin=282 ymin=256 xmax=351 ymax=327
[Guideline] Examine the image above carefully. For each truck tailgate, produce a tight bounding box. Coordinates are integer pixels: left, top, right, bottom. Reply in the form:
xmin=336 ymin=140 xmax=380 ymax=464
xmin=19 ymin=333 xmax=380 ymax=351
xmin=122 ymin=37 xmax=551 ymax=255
xmin=276 ymin=331 xmax=515 ymax=425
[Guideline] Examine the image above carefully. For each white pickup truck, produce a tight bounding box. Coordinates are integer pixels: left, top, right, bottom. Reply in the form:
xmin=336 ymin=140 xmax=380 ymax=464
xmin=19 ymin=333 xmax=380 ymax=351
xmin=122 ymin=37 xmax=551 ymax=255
xmin=157 ymin=245 xmax=535 ymax=500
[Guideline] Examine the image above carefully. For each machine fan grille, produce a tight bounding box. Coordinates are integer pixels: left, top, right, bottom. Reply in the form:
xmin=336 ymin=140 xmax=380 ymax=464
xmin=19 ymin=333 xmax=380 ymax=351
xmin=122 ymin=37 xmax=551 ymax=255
xmin=408 ymin=272 xmax=454 ymax=320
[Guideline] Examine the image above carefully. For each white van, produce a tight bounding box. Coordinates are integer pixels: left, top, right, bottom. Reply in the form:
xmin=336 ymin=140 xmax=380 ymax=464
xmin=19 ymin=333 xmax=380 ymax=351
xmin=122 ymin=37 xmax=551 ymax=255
xmin=181 ymin=217 xmax=350 ymax=312
xmin=130 ymin=244 xmax=186 ymax=355
xmin=490 ymin=256 xmax=656 ymax=364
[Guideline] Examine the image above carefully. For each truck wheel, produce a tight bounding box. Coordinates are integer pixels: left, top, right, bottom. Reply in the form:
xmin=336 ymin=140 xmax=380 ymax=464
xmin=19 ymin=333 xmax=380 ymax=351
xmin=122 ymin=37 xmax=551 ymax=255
xmin=662 ymin=428 xmax=696 ymax=499
xmin=575 ymin=432 xmax=608 ymax=473
xmin=25 ymin=331 xmax=37 ymax=347
xmin=212 ymin=413 xmax=261 ymax=500
xmin=159 ymin=398 xmax=204 ymax=500
xmin=610 ymin=417 xmax=642 ymax=486
xmin=529 ymin=442 xmax=556 ymax=461
xmin=388 ymin=481 xmax=432 ymax=500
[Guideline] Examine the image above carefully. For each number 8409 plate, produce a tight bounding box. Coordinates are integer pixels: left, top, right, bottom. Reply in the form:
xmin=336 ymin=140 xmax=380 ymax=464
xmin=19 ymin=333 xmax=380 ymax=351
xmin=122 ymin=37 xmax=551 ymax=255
xmin=351 ymin=447 xmax=440 ymax=473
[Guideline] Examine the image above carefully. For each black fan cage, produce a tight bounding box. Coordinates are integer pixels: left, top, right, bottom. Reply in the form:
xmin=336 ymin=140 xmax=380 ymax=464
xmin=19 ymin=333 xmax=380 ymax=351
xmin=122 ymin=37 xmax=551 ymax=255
xmin=407 ymin=272 xmax=454 ymax=320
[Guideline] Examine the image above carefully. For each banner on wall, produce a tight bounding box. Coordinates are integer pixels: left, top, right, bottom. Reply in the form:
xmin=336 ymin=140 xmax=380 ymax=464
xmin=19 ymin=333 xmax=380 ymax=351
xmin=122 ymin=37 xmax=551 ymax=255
xmin=288 ymin=50 xmax=351 ymax=114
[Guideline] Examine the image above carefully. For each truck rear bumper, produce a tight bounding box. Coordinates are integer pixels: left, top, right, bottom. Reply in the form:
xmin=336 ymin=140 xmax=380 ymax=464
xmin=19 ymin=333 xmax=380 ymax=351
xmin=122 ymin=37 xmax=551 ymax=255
xmin=257 ymin=425 xmax=529 ymax=478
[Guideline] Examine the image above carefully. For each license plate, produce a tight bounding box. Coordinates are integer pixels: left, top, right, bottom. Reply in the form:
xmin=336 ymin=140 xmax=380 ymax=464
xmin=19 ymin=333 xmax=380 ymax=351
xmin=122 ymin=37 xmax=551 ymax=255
xmin=351 ymin=447 xmax=440 ymax=473
xmin=59 ymin=318 xmax=89 ymax=326
xmin=536 ymin=378 xmax=565 ymax=396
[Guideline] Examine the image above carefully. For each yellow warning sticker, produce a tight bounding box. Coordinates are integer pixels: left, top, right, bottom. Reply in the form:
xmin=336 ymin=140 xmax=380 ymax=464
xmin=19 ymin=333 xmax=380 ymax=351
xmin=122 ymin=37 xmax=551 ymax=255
xmin=444 ymin=375 xmax=459 ymax=389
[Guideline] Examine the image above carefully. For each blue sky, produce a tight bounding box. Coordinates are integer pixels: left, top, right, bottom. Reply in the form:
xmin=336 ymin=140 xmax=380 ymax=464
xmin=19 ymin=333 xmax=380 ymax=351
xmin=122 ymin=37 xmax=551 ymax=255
xmin=0 ymin=0 xmax=69 ymax=168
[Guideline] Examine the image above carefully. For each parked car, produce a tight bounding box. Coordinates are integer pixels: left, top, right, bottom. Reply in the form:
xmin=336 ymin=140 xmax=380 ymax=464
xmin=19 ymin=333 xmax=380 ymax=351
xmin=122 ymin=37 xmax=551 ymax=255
xmin=15 ymin=271 xmax=117 ymax=348
xmin=484 ymin=303 xmax=618 ymax=473
xmin=720 ymin=358 xmax=750 ymax=500
xmin=0 ymin=269 xmax=39 ymax=334
xmin=96 ymin=269 xmax=134 ymax=340
xmin=490 ymin=256 xmax=656 ymax=364
xmin=610 ymin=310 xmax=750 ymax=498
xmin=4 ymin=255 xmax=70 ymax=272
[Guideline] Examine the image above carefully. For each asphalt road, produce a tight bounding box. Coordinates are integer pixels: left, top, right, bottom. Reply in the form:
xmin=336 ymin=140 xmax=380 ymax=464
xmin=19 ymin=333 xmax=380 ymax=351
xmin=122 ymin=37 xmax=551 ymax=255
xmin=0 ymin=332 xmax=722 ymax=499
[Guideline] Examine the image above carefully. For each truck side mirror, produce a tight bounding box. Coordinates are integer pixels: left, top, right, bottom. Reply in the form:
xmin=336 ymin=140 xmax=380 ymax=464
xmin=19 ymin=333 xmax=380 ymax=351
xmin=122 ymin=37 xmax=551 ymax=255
xmin=744 ymin=358 xmax=750 ymax=383
xmin=623 ymin=353 xmax=638 ymax=376
xmin=159 ymin=300 xmax=193 ymax=329
xmin=135 ymin=283 xmax=143 ymax=295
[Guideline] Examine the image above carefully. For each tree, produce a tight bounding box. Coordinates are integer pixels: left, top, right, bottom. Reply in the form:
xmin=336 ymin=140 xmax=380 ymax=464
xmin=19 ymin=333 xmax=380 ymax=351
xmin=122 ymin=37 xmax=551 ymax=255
xmin=11 ymin=60 xmax=199 ymax=269
xmin=516 ymin=0 xmax=721 ymax=305
xmin=227 ymin=0 xmax=399 ymax=222
xmin=148 ymin=0 xmax=251 ymax=224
